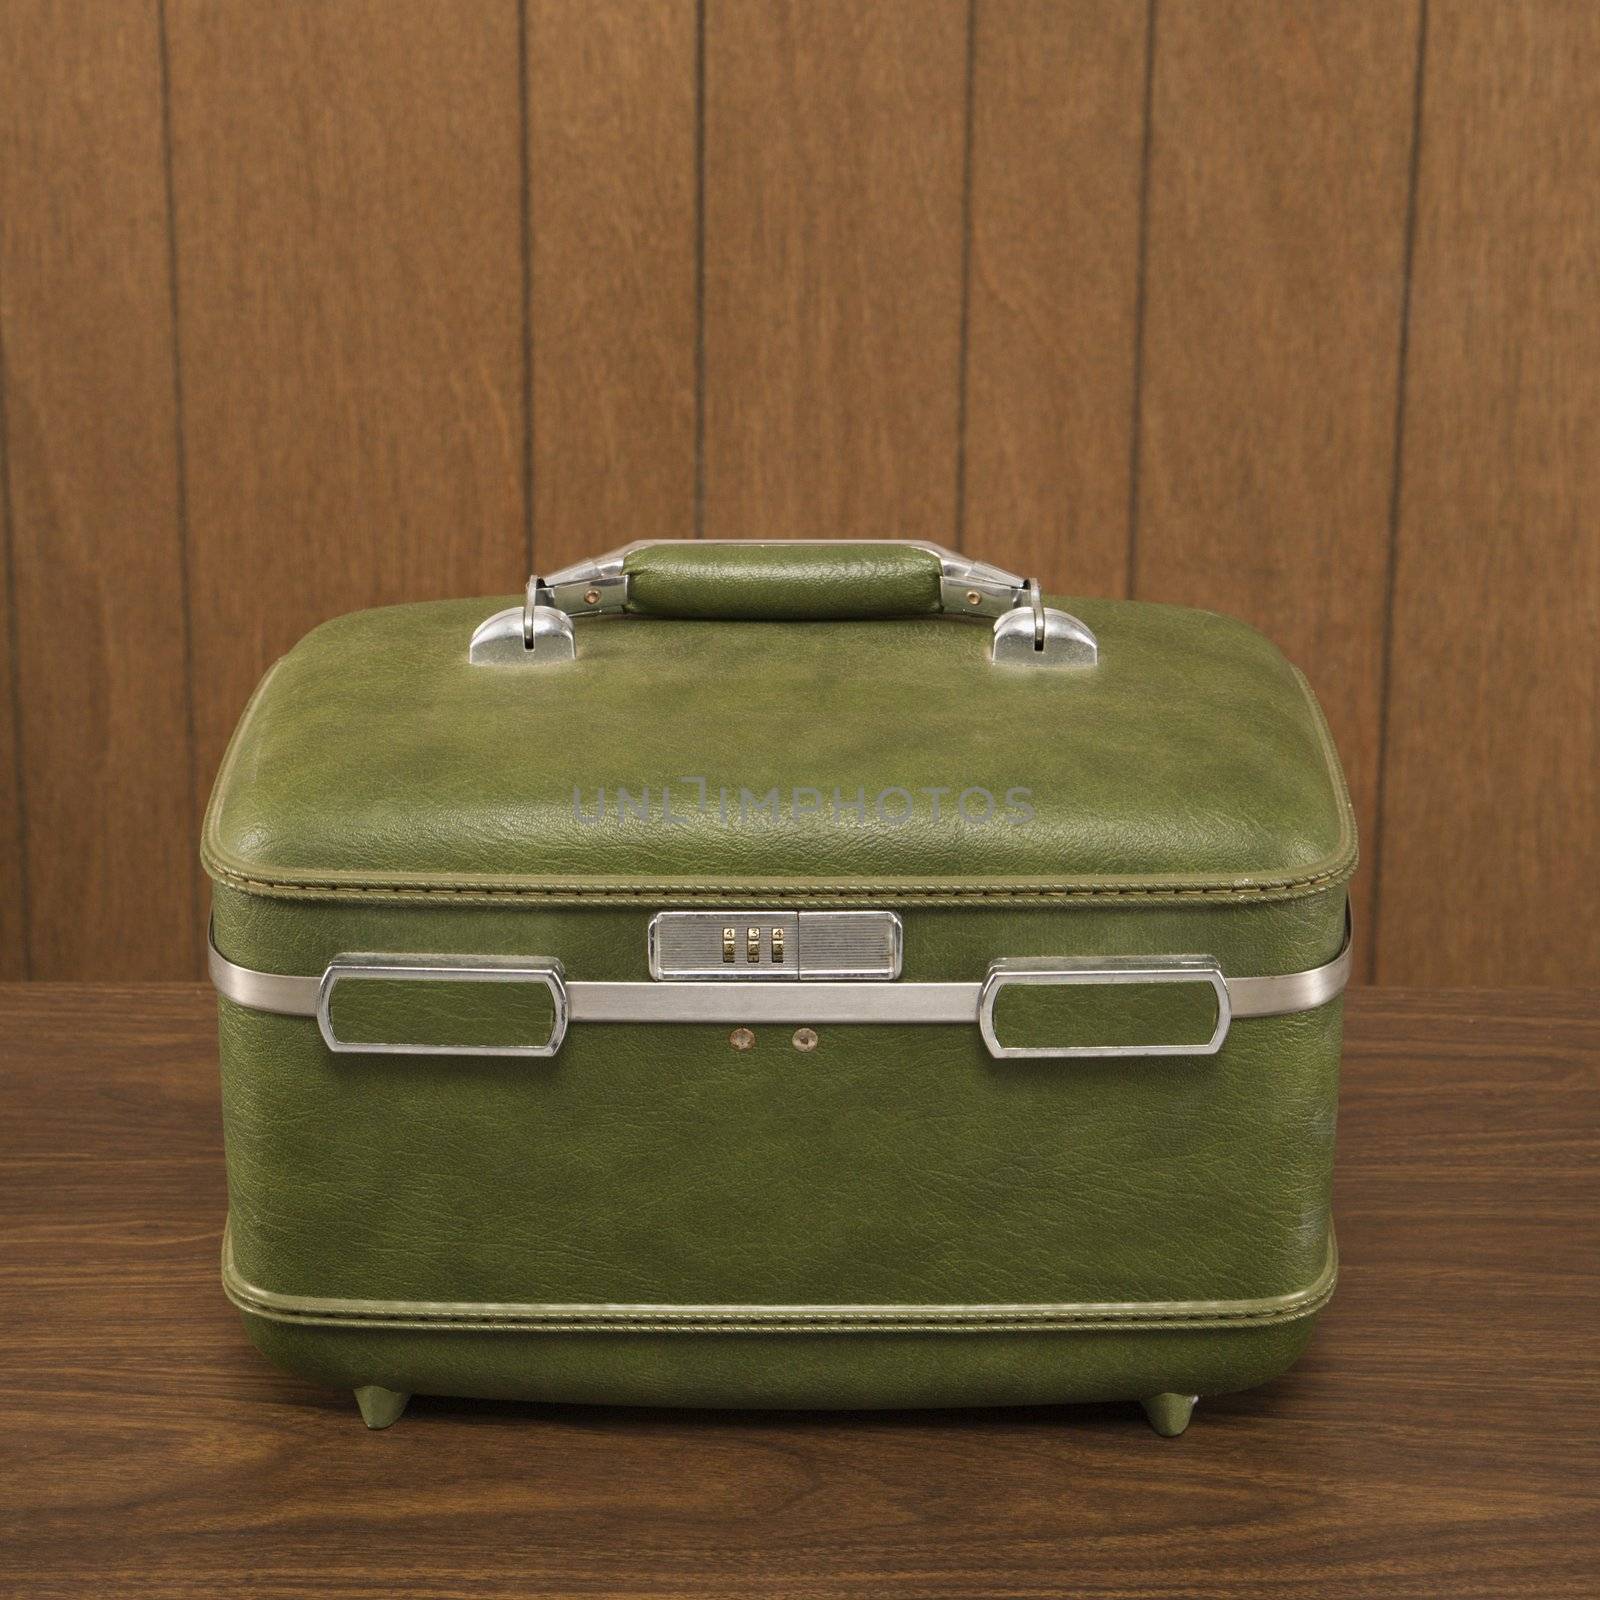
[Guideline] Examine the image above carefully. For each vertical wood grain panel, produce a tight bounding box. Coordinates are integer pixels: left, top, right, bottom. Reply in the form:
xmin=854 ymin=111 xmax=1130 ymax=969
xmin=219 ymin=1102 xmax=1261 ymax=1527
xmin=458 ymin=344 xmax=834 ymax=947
xmin=702 ymin=0 xmax=968 ymax=540
xmin=1135 ymin=1 xmax=1421 ymax=970
xmin=0 ymin=0 xmax=197 ymax=977
xmin=0 ymin=441 xmax=23 ymax=976
xmin=1376 ymin=2 xmax=1600 ymax=988
xmin=166 ymin=0 xmax=526 ymax=828
xmin=0 ymin=0 xmax=1591 ymax=988
xmin=528 ymin=0 xmax=698 ymax=571
xmin=963 ymin=0 xmax=1148 ymax=596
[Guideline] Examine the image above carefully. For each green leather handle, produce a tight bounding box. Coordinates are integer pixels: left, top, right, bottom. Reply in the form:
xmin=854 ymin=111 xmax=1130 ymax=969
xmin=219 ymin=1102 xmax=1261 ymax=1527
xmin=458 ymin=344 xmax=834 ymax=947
xmin=470 ymin=542 xmax=1096 ymax=666
xmin=620 ymin=542 xmax=947 ymax=621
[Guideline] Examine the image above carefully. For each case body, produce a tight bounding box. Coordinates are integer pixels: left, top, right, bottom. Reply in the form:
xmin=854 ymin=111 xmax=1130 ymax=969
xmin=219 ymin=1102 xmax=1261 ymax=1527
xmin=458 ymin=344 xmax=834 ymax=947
xmin=204 ymin=543 xmax=1355 ymax=1431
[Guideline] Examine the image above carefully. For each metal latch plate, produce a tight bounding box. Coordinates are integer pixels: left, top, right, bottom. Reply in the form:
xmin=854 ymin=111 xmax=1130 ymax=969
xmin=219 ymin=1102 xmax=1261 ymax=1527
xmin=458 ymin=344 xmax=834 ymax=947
xmin=648 ymin=910 xmax=902 ymax=981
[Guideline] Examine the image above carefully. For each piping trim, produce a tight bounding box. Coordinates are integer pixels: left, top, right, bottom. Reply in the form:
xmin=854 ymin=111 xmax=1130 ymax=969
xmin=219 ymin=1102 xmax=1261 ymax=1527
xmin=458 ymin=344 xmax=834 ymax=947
xmin=222 ymin=1223 xmax=1337 ymax=1335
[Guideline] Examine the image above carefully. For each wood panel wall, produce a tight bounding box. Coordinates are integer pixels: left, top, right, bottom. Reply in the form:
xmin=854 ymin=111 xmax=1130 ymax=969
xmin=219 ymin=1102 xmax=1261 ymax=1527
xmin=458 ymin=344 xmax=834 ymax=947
xmin=0 ymin=0 xmax=1594 ymax=986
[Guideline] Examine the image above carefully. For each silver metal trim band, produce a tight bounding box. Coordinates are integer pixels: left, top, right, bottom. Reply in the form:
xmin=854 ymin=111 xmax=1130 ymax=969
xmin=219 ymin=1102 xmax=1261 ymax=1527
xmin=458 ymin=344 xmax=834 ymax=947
xmin=209 ymin=917 xmax=1350 ymax=1055
xmin=221 ymin=1222 xmax=1338 ymax=1334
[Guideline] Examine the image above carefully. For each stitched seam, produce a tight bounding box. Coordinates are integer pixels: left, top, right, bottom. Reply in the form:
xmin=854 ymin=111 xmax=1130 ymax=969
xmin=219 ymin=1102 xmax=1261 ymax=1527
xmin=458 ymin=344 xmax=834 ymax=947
xmin=222 ymin=1230 xmax=1336 ymax=1334
xmin=226 ymin=1291 xmax=1335 ymax=1334
xmin=204 ymin=864 xmax=1354 ymax=904
xmin=232 ymin=1312 xmax=1329 ymax=1333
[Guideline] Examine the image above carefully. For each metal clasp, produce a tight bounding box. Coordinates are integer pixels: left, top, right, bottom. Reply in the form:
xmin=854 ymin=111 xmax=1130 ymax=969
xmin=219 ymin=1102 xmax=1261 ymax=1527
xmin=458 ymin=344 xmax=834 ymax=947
xmin=990 ymin=579 xmax=1098 ymax=668
xmin=468 ymin=578 xmax=576 ymax=665
xmin=648 ymin=910 xmax=903 ymax=981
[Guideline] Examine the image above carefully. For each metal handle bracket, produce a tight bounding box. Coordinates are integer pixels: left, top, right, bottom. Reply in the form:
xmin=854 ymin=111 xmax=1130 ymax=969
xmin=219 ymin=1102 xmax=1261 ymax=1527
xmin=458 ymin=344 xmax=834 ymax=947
xmin=468 ymin=541 xmax=1098 ymax=670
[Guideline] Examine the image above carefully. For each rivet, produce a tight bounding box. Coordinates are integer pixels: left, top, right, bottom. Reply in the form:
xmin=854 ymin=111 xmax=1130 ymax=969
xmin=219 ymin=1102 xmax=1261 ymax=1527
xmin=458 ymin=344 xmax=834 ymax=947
xmin=584 ymin=587 xmax=602 ymax=605
xmin=966 ymin=590 xmax=982 ymax=606
xmin=792 ymin=1028 xmax=818 ymax=1052
xmin=729 ymin=1027 xmax=756 ymax=1051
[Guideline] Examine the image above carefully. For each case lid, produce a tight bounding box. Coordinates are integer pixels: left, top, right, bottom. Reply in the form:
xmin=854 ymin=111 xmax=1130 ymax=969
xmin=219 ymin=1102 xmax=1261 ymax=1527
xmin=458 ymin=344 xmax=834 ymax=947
xmin=204 ymin=550 xmax=1355 ymax=906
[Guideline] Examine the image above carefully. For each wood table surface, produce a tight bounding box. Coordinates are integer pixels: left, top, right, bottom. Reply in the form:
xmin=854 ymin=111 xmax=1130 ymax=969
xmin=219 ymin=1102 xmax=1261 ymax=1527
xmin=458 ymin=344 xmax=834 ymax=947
xmin=1 ymin=984 xmax=1595 ymax=1599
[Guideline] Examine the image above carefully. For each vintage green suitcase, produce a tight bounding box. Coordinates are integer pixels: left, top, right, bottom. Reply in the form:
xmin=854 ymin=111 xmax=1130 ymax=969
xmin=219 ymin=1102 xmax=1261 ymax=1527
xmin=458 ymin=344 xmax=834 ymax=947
xmin=205 ymin=540 xmax=1354 ymax=1436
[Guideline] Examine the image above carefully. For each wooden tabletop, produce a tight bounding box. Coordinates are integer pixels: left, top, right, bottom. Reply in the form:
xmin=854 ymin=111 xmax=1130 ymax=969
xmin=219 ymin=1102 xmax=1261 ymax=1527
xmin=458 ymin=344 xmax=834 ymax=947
xmin=1 ymin=984 xmax=1595 ymax=1599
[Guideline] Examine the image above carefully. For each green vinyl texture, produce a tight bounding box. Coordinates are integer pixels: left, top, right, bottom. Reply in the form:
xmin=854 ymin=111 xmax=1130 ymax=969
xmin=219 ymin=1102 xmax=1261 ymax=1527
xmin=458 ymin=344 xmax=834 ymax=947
xmin=241 ymin=1317 xmax=1318 ymax=1413
xmin=202 ymin=590 xmax=1355 ymax=897
xmin=219 ymin=993 xmax=1340 ymax=1309
xmin=205 ymin=553 xmax=1354 ymax=1410
xmin=622 ymin=541 xmax=946 ymax=619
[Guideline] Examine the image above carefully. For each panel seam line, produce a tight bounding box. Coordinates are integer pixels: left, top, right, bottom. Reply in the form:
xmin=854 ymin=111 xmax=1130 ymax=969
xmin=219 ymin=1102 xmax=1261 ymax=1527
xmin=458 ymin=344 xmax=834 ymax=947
xmin=158 ymin=0 xmax=204 ymax=977
xmin=222 ymin=1223 xmax=1337 ymax=1333
xmin=1368 ymin=0 xmax=1429 ymax=985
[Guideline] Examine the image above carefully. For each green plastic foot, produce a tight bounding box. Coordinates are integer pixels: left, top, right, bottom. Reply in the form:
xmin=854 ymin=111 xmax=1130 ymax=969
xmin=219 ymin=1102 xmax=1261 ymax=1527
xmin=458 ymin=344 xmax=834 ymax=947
xmin=1141 ymin=1393 xmax=1198 ymax=1437
xmin=354 ymin=1385 xmax=411 ymax=1430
